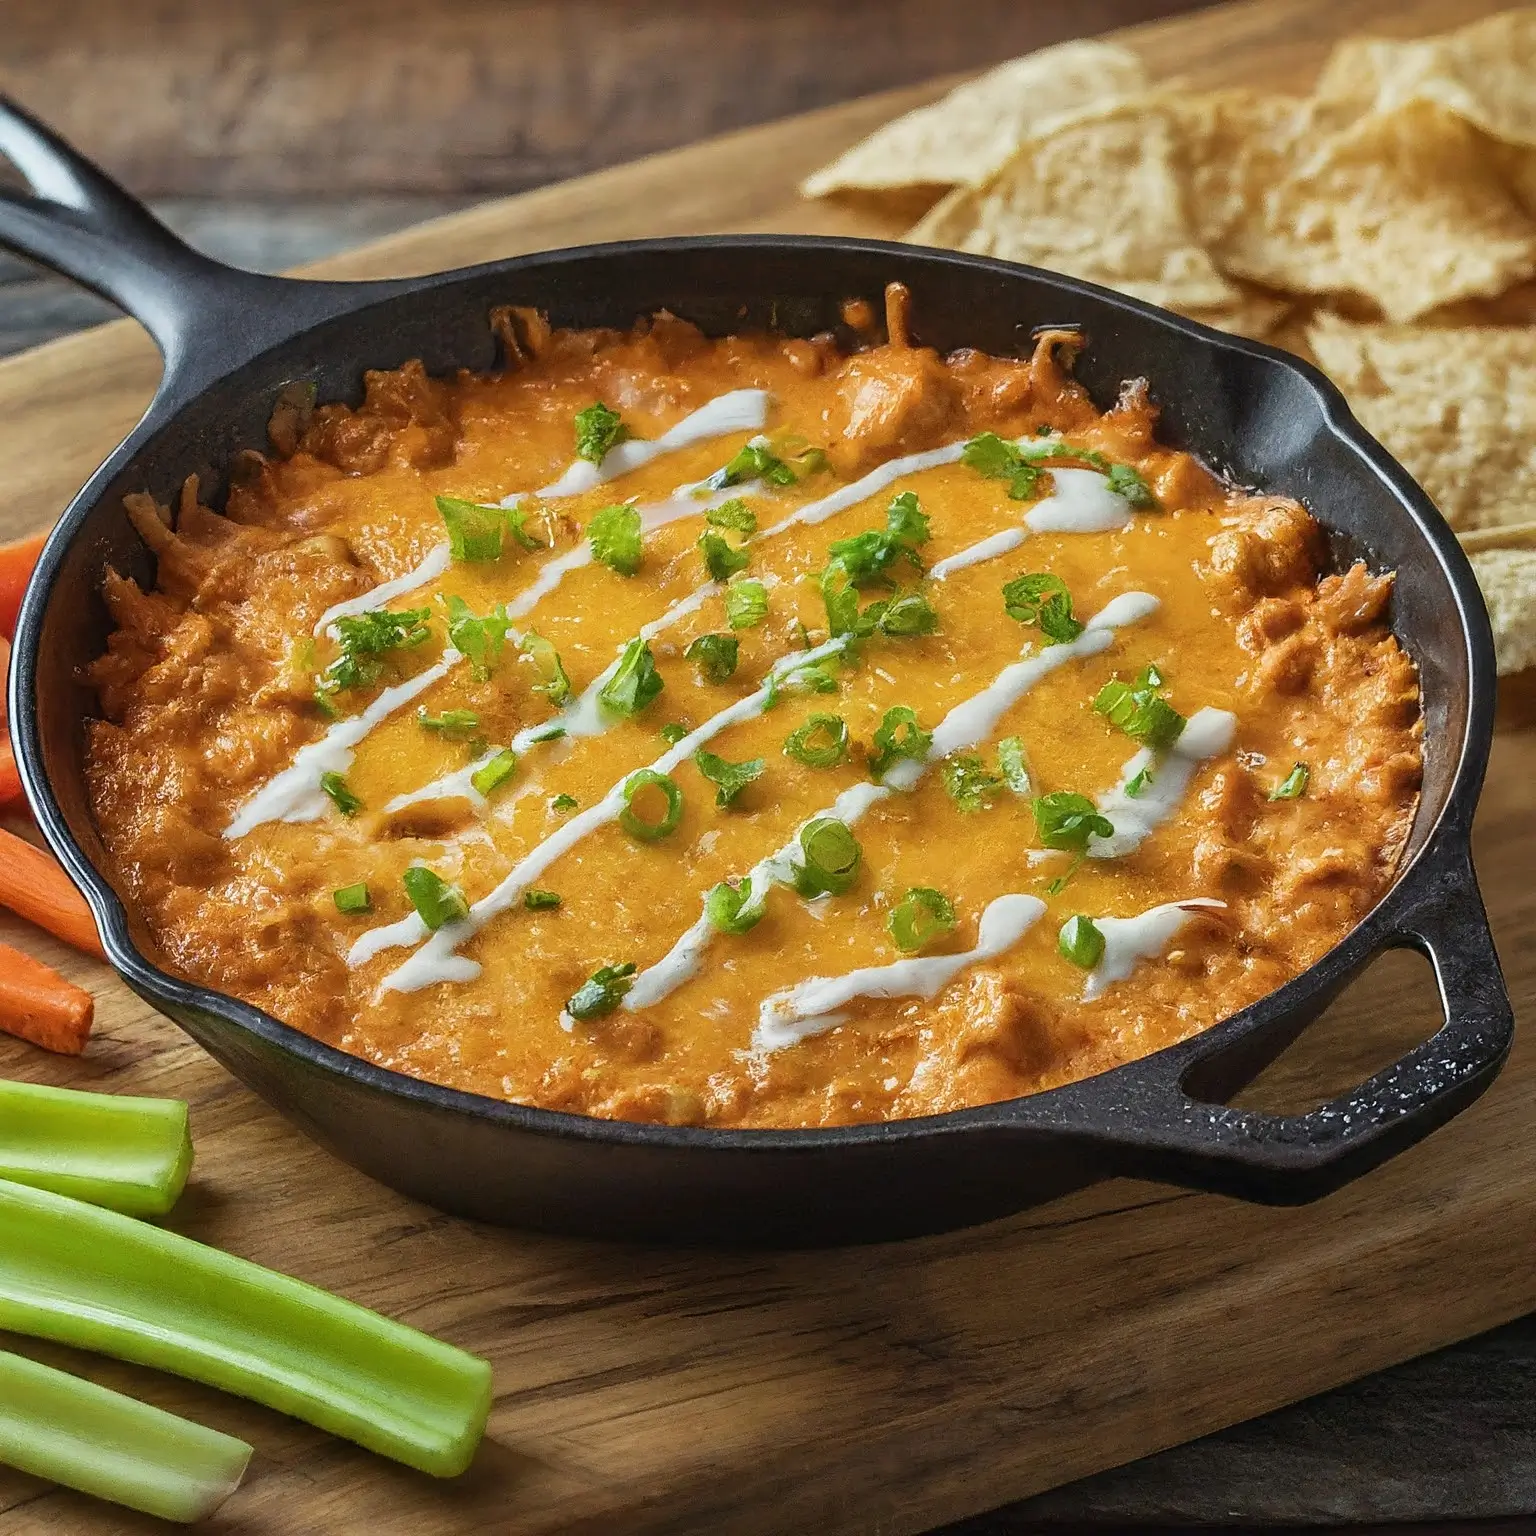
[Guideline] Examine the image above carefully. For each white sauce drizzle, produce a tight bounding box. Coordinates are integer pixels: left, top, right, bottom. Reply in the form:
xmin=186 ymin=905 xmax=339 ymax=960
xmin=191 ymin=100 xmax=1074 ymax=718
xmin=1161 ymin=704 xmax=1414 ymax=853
xmin=223 ymin=649 xmax=462 ymax=838
xmin=1088 ymin=706 xmax=1238 ymax=860
xmin=1083 ymin=898 xmax=1227 ymax=1002
xmin=312 ymin=544 xmax=453 ymax=637
xmin=752 ymin=892 xmax=1047 ymax=1053
xmin=758 ymin=441 xmax=968 ymax=538
xmin=625 ymin=591 xmax=1160 ymax=1010
xmin=311 ymin=390 xmax=770 ymax=638
xmin=358 ymin=637 xmax=852 ymax=988
xmin=930 ymin=467 xmax=1132 ymax=579
xmin=529 ymin=389 xmax=771 ymax=501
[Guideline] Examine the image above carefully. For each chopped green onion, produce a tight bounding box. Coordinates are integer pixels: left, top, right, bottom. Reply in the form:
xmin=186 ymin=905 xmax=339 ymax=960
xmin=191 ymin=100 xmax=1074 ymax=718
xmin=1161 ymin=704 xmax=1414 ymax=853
xmin=470 ymin=748 xmax=519 ymax=797
xmin=332 ymin=882 xmax=372 ymax=916
xmin=1033 ymin=792 xmax=1114 ymax=853
xmin=402 ymin=866 xmax=469 ymax=931
xmin=527 ymin=724 xmax=567 ymax=744
xmin=694 ymin=750 xmax=764 ymax=808
xmin=998 ymin=736 xmax=1032 ymax=795
xmin=502 ymin=499 xmax=545 ymax=552
xmin=618 ymin=769 xmax=684 ymax=842
xmin=587 ymin=502 xmax=644 ymax=575
xmin=524 ymin=889 xmax=561 ymax=911
xmin=942 ymin=754 xmax=1004 ymax=813
xmin=794 ymin=817 xmax=862 ymax=898
xmin=435 ymin=496 xmax=505 ymax=563
xmin=1270 ymin=762 xmax=1310 ymax=800
xmin=707 ymin=497 xmax=758 ymax=533
xmin=1058 ymin=915 xmax=1106 ymax=969
xmin=660 ymin=722 xmax=690 ymax=746
xmin=1093 ymin=670 xmax=1186 ymax=750
xmin=705 ymin=879 xmax=765 ymax=935
xmin=320 ymin=771 xmax=362 ymax=817
xmin=868 ymin=705 xmax=931 ymax=781
xmin=442 ymin=594 xmax=512 ymax=682
xmin=519 ymin=631 xmax=571 ymax=706
xmin=1107 ymin=462 xmax=1158 ymax=508
xmin=550 ymin=793 xmax=578 ymax=814
xmin=698 ymin=530 xmax=751 ymax=582
xmin=0 ymin=1178 xmax=493 ymax=1476
xmin=598 ymin=636 xmax=664 ymax=717
xmin=574 ymin=401 xmax=629 ymax=464
xmin=1001 ymin=573 xmax=1084 ymax=644
xmin=725 ymin=578 xmax=769 ymax=630
xmin=1125 ymin=765 xmax=1154 ymax=798
xmin=784 ymin=713 xmax=849 ymax=768
xmin=1046 ymin=858 xmax=1084 ymax=898
xmin=886 ymin=887 xmax=957 ymax=954
xmin=705 ymin=440 xmax=795 ymax=491
xmin=0 ymin=1346 xmax=252 ymax=1522
xmin=684 ymin=632 xmax=739 ymax=683
xmin=317 ymin=606 xmax=432 ymax=700
xmin=566 ymin=963 xmax=637 ymax=1020
xmin=0 ymin=1079 xmax=191 ymax=1218
xmin=417 ymin=707 xmax=481 ymax=737
xmin=765 ymin=656 xmax=840 ymax=706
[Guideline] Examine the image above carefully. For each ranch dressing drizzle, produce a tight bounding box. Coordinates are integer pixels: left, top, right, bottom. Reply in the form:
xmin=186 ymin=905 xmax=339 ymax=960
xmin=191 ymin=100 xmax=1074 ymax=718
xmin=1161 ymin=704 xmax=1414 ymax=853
xmin=1083 ymin=898 xmax=1227 ymax=1002
xmin=624 ymin=590 xmax=1160 ymax=1011
xmin=1087 ymin=706 xmax=1238 ymax=860
xmin=354 ymin=637 xmax=852 ymax=984
xmin=751 ymin=893 xmax=1047 ymax=1053
xmin=758 ymin=441 xmax=968 ymax=538
xmin=929 ymin=467 xmax=1133 ymax=579
xmin=223 ymin=649 xmax=462 ymax=839
xmin=382 ymin=583 xmax=722 ymax=815
xmin=311 ymin=389 xmax=772 ymax=637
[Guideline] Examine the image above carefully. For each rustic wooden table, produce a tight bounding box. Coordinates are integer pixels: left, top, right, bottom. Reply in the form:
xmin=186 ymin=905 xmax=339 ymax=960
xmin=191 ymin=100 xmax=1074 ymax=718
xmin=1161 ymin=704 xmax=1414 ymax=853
xmin=1 ymin=3 xmax=1533 ymax=1531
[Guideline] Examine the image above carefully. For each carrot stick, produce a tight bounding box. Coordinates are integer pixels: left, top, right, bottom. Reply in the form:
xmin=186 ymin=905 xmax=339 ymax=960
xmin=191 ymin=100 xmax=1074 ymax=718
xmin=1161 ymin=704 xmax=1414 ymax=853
xmin=0 ymin=829 xmax=105 ymax=961
xmin=0 ymin=530 xmax=46 ymax=641
xmin=0 ymin=943 xmax=93 ymax=1054
xmin=0 ymin=635 xmax=21 ymax=809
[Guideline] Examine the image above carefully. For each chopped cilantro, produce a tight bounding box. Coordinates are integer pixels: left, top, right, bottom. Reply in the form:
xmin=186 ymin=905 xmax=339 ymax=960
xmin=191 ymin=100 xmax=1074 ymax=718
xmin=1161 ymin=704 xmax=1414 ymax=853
xmin=317 ymin=606 xmax=432 ymax=700
xmin=684 ymin=632 xmax=738 ymax=683
xmin=660 ymin=722 xmax=690 ymax=746
xmin=435 ymin=496 xmax=506 ymax=562
xmin=524 ymin=889 xmax=562 ymax=911
xmin=1033 ymin=791 xmax=1114 ymax=853
xmin=704 ymin=439 xmax=796 ymax=491
xmin=519 ymin=631 xmax=571 ymax=707
xmin=598 ymin=637 xmax=664 ymax=718
xmin=319 ymin=771 xmax=363 ymax=817
xmin=706 ymin=497 xmax=758 ymax=534
xmin=725 ymin=578 xmax=769 ymax=630
xmin=699 ymin=530 xmax=751 ymax=582
xmin=574 ymin=402 xmax=629 ymax=465
xmin=942 ymin=754 xmax=1004 ymax=813
xmin=1094 ymin=665 xmax=1186 ymax=751
xmin=442 ymin=594 xmax=512 ymax=682
xmin=1001 ymin=573 xmax=1084 ymax=644
xmin=587 ymin=503 xmax=643 ymax=576
xmin=565 ymin=963 xmax=637 ymax=1021
xmin=998 ymin=736 xmax=1032 ymax=795
xmin=550 ymin=793 xmax=579 ymax=814
xmin=694 ymin=749 xmax=765 ymax=808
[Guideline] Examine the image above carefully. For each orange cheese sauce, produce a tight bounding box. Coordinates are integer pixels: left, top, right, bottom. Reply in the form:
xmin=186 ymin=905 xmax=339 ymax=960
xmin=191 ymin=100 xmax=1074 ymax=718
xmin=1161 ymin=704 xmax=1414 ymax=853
xmin=85 ymin=305 xmax=1421 ymax=1128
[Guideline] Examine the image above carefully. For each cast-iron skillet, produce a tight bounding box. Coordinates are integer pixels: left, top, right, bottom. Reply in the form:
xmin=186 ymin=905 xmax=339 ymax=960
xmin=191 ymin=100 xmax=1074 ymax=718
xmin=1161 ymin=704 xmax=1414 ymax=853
xmin=0 ymin=97 xmax=1515 ymax=1244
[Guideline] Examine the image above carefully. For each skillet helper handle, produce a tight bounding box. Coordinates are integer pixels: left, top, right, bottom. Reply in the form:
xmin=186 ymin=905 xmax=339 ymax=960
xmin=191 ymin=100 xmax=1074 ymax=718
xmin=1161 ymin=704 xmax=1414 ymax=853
xmin=0 ymin=95 xmax=243 ymax=367
xmin=1108 ymin=846 xmax=1513 ymax=1202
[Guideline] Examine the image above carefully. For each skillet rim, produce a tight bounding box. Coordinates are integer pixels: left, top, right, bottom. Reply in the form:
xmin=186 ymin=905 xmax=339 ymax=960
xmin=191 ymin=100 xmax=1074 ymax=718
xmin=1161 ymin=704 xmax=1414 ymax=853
xmin=8 ymin=231 xmax=1500 ymax=1159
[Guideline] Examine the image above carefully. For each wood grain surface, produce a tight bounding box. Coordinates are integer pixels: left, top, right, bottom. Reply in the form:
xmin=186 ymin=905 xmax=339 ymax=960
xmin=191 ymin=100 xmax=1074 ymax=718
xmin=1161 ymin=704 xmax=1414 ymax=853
xmin=0 ymin=0 xmax=1530 ymax=1531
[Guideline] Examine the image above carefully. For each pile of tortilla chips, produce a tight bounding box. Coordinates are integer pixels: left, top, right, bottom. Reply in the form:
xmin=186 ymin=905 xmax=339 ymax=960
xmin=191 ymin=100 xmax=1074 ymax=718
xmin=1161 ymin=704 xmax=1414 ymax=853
xmin=801 ymin=10 xmax=1536 ymax=675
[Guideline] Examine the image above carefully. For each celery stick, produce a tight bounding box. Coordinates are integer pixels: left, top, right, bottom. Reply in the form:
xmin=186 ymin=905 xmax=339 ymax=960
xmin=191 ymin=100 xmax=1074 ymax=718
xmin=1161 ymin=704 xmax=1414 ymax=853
xmin=0 ymin=1178 xmax=493 ymax=1477
xmin=0 ymin=1348 xmax=250 ymax=1522
xmin=0 ymin=1079 xmax=192 ymax=1217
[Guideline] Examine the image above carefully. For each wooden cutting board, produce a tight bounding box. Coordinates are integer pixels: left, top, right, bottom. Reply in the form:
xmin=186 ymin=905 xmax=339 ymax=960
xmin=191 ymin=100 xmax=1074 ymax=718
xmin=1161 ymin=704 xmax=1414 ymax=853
xmin=1 ymin=0 xmax=1532 ymax=1531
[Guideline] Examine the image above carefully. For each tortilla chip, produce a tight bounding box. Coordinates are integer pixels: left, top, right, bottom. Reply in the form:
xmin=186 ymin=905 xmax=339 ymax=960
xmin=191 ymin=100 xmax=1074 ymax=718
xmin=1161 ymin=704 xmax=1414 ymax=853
xmin=1306 ymin=313 xmax=1536 ymax=534
xmin=801 ymin=40 xmax=1149 ymax=200
xmin=1179 ymin=92 xmax=1536 ymax=322
xmin=1467 ymin=547 xmax=1536 ymax=674
xmin=1317 ymin=9 xmax=1536 ymax=147
xmin=904 ymin=99 xmax=1250 ymax=316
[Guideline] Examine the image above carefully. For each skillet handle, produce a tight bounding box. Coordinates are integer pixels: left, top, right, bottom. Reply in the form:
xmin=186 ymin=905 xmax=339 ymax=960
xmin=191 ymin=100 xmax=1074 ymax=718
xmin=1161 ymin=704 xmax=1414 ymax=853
xmin=1089 ymin=845 xmax=1513 ymax=1203
xmin=0 ymin=95 xmax=388 ymax=398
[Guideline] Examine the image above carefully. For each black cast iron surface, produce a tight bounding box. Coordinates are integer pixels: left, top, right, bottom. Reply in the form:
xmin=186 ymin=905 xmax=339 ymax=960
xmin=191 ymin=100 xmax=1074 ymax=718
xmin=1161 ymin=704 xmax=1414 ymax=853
xmin=0 ymin=94 xmax=1516 ymax=1244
